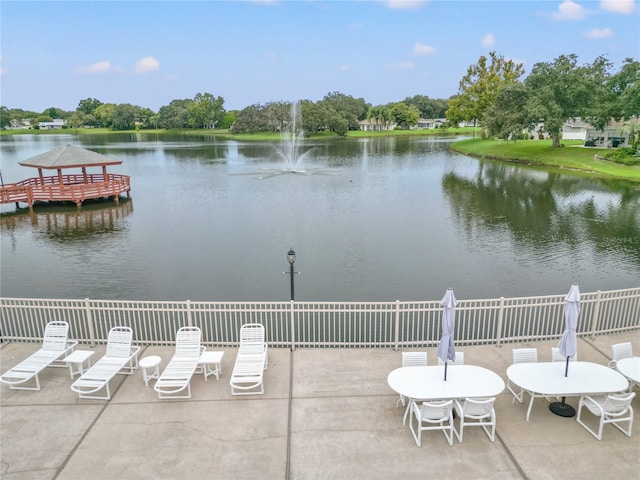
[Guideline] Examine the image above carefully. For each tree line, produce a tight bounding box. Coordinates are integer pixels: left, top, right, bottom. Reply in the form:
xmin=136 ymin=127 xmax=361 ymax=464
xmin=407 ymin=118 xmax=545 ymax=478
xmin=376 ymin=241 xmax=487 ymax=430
xmin=1 ymin=52 xmax=637 ymax=150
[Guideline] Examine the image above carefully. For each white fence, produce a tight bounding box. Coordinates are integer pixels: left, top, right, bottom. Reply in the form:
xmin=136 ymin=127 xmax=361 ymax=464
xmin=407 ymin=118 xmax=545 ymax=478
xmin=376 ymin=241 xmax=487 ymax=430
xmin=1 ymin=288 xmax=638 ymax=350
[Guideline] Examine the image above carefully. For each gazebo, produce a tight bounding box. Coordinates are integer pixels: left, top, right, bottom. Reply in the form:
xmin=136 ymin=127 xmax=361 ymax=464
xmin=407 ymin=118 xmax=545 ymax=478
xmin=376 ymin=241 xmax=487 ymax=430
xmin=0 ymin=144 xmax=131 ymax=212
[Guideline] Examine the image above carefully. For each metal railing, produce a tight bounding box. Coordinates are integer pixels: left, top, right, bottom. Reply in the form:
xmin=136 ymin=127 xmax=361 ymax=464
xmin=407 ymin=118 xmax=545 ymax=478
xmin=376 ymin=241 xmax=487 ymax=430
xmin=1 ymin=288 xmax=638 ymax=350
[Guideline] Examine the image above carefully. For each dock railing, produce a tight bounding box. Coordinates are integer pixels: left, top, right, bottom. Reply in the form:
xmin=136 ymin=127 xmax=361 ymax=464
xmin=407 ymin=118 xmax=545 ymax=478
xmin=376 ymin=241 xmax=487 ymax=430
xmin=1 ymin=288 xmax=638 ymax=350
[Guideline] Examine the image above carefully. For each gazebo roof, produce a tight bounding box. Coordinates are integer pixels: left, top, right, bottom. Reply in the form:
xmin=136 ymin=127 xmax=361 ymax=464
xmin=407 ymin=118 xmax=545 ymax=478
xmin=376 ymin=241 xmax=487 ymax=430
xmin=19 ymin=144 xmax=122 ymax=170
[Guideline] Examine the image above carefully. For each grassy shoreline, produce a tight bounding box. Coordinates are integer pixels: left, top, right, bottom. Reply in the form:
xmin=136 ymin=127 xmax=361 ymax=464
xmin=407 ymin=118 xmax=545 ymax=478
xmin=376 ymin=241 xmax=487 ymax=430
xmin=451 ymin=138 xmax=640 ymax=183
xmin=2 ymin=127 xmax=638 ymax=182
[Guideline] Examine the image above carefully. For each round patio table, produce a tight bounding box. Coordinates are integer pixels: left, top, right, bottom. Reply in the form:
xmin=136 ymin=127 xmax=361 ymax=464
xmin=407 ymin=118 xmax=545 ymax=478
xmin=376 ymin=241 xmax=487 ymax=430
xmin=616 ymin=356 xmax=640 ymax=384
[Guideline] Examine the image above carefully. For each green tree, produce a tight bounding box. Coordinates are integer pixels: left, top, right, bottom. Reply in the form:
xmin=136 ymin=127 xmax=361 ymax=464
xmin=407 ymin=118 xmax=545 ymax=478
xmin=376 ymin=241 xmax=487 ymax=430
xmin=112 ymin=103 xmax=137 ymax=130
xmin=525 ymin=54 xmax=612 ymax=147
xmin=403 ymin=95 xmax=448 ymax=118
xmin=388 ymin=102 xmax=420 ymax=129
xmin=446 ymin=51 xmax=525 ymax=135
xmin=158 ymin=99 xmax=192 ymax=129
xmin=607 ymin=58 xmax=640 ymax=121
xmin=187 ymin=92 xmax=225 ymax=128
xmin=0 ymin=106 xmax=10 ymax=128
xmin=319 ymin=92 xmax=368 ymax=130
xmin=94 ymin=103 xmax=117 ymax=128
xmin=483 ymin=83 xmax=534 ymax=141
xmin=218 ymin=111 xmax=236 ymax=130
xmin=77 ymin=98 xmax=103 ymax=115
xmin=366 ymin=105 xmax=394 ymax=130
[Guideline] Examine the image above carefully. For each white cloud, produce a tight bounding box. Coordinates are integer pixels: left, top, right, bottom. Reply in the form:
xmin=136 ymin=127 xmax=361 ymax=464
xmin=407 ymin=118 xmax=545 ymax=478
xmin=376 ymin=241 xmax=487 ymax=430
xmin=74 ymin=61 xmax=113 ymax=74
xmin=584 ymin=27 xmax=614 ymax=38
xmin=383 ymin=0 xmax=428 ymax=10
xmin=339 ymin=64 xmax=351 ymax=71
xmin=413 ymin=42 xmax=436 ymax=56
xmin=386 ymin=61 xmax=415 ymax=70
xmin=600 ymin=0 xmax=635 ymax=14
xmin=482 ymin=33 xmax=496 ymax=47
xmin=134 ymin=56 xmax=160 ymax=74
xmin=552 ymin=0 xmax=587 ymax=20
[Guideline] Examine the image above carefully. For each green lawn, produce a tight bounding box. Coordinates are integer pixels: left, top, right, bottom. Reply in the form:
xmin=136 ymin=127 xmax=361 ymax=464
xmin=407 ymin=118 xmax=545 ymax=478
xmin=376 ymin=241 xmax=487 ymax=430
xmin=451 ymin=138 xmax=640 ymax=182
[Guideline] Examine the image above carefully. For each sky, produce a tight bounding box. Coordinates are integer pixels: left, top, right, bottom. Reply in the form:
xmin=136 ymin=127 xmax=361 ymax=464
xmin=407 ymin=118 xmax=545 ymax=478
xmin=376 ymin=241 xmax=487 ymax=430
xmin=1 ymin=0 xmax=638 ymax=113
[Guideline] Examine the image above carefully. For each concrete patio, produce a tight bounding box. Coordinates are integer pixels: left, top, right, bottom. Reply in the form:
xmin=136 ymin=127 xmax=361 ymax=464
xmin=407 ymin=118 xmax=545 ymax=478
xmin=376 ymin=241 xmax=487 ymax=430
xmin=1 ymin=331 xmax=638 ymax=480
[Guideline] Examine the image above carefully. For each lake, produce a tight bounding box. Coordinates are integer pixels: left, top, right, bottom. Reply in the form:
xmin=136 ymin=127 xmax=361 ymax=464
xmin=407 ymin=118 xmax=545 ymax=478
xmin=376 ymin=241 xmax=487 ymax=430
xmin=1 ymin=133 xmax=638 ymax=302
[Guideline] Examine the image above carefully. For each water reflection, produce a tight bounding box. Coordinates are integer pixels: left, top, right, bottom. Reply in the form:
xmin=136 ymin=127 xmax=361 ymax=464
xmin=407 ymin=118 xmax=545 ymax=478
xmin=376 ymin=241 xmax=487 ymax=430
xmin=1 ymin=200 xmax=132 ymax=248
xmin=441 ymin=162 xmax=640 ymax=266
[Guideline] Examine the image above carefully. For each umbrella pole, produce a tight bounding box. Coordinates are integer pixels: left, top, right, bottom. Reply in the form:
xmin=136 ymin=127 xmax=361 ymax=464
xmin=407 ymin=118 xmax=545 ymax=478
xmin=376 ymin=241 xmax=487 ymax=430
xmin=549 ymin=357 xmax=576 ymax=417
xmin=444 ymin=361 xmax=448 ymax=381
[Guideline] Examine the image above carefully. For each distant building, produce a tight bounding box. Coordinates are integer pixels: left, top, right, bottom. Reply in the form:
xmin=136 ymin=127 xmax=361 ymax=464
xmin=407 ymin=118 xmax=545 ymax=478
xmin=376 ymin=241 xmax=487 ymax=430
xmin=358 ymin=119 xmax=397 ymax=131
xmin=413 ymin=118 xmax=446 ymax=129
xmin=38 ymin=119 xmax=67 ymax=130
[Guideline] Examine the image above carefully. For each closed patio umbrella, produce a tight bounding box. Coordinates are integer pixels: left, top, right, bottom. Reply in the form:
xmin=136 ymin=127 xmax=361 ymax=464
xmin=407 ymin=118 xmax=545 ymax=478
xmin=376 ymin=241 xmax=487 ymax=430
xmin=550 ymin=284 xmax=580 ymax=417
xmin=436 ymin=288 xmax=457 ymax=381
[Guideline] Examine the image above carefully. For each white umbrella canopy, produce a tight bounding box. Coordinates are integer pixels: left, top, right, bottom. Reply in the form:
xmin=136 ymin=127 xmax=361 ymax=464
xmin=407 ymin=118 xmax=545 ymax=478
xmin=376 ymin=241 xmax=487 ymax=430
xmin=437 ymin=288 xmax=457 ymax=380
xmin=558 ymin=284 xmax=580 ymax=362
xmin=550 ymin=284 xmax=580 ymax=418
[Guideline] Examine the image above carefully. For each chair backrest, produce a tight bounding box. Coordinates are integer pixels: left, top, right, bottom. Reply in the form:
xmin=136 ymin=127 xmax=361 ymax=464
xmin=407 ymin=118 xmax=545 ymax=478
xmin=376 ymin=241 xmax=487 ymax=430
xmin=175 ymin=327 xmax=202 ymax=358
xmin=105 ymin=326 xmax=134 ymax=358
xmin=240 ymin=323 xmax=265 ymax=345
xmin=512 ymin=348 xmax=537 ymax=364
xmin=41 ymin=321 xmax=70 ymax=352
xmin=551 ymin=347 xmax=577 ymax=362
xmin=611 ymin=342 xmax=633 ymax=362
xmin=602 ymin=392 xmax=635 ymax=415
xmin=462 ymin=397 xmax=495 ymax=417
xmin=402 ymin=352 xmax=427 ymax=367
xmin=438 ymin=352 xmax=464 ymax=365
xmin=419 ymin=400 xmax=453 ymax=421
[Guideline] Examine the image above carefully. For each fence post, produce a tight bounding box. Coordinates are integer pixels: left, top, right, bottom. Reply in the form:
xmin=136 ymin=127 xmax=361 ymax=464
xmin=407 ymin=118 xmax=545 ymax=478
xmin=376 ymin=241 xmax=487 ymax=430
xmin=495 ymin=297 xmax=505 ymax=347
xmin=589 ymin=290 xmax=602 ymax=340
xmin=290 ymin=300 xmax=296 ymax=352
xmin=84 ymin=298 xmax=96 ymax=348
xmin=186 ymin=300 xmax=192 ymax=327
xmin=394 ymin=300 xmax=400 ymax=351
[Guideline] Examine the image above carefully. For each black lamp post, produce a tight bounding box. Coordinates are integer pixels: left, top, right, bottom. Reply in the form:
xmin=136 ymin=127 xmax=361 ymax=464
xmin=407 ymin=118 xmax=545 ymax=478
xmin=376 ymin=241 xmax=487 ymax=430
xmin=285 ymin=248 xmax=299 ymax=300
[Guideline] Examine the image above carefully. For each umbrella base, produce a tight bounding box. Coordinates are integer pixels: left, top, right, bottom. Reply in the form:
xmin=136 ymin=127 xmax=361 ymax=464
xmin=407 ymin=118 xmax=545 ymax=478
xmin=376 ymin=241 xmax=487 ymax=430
xmin=549 ymin=401 xmax=576 ymax=417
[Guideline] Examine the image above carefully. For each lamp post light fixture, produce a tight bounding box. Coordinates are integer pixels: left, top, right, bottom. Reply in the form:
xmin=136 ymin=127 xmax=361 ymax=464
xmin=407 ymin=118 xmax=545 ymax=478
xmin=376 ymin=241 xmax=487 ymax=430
xmin=285 ymin=248 xmax=299 ymax=301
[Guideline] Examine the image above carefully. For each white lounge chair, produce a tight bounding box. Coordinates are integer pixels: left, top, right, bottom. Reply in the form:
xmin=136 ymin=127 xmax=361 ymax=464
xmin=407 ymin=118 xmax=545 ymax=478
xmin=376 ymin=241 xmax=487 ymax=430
xmin=0 ymin=321 xmax=77 ymax=391
xmin=70 ymin=326 xmax=140 ymax=400
xmin=551 ymin=347 xmax=577 ymax=362
xmin=154 ymin=326 xmax=203 ymax=399
xmin=230 ymin=323 xmax=268 ymax=395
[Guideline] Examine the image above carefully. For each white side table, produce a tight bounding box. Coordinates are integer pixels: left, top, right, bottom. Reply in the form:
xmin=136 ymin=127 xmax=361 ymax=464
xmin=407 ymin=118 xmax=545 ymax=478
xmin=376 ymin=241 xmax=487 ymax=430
xmin=198 ymin=351 xmax=224 ymax=381
xmin=64 ymin=350 xmax=95 ymax=379
xmin=139 ymin=355 xmax=161 ymax=387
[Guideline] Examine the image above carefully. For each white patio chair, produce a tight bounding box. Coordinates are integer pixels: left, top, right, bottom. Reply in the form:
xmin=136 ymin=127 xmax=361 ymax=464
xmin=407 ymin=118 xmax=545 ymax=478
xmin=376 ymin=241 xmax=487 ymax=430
xmin=0 ymin=321 xmax=77 ymax=391
xmin=154 ymin=326 xmax=203 ymax=399
xmin=551 ymin=347 xmax=577 ymax=362
xmin=409 ymin=400 xmax=454 ymax=447
xmin=608 ymin=342 xmax=633 ymax=368
xmin=437 ymin=351 xmax=465 ymax=366
xmin=71 ymin=326 xmax=140 ymax=400
xmin=577 ymin=392 xmax=635 ymax=440
xmin=397 ymin=352 xmax=428 ymax=408
xmin=453 ymin=397 xmax=496 ymax=442
xmin=507 ymin=348 xmax=538 ymax=404
xmin=230 ymin=323 xmax=268 ymax=395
